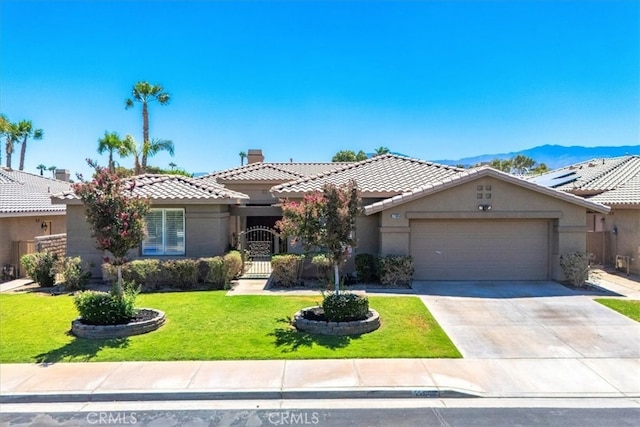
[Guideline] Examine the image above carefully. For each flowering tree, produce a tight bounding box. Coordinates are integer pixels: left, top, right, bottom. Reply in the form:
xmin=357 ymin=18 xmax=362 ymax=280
xmin=276 ymin=181 xmax=360 ymax=292
xmin=73 ymin=160 xmax=150 ymax=296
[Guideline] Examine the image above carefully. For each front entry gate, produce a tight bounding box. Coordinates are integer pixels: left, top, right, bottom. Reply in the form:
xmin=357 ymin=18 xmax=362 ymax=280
xmin=239 ymin=226 xmax=282 ymax=278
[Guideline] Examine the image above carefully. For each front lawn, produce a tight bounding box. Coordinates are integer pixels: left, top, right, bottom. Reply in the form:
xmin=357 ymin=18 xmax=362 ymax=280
xmin=0 ymin=291 xmax=461 ymax=363
xmin=595 ymin=298 xmax=640 ymax=322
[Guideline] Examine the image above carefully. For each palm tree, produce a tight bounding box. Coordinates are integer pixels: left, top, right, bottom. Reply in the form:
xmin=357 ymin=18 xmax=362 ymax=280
xmin=97 ymin=131 xmax=127 ymax=173
xmin=143 ymin=138 xmax=174 ymax=172
xmin=37 ymin=164 xmax=47 ymax=175
xmin=1 ymin=115 xmax=19 ymax=169
xmin=374 ymin=146 xmax=390 ymax=156
xmin=48 ymin=165 xmax=56 ymax=178
xmin=169 ymin=162 xmax=177 ymax=170
xmin=239 ymin=151 xmax=247 ymax=166
xmin=14 ymin=120 xmax=44 ymax=170
xmin=125 ymin=81 xmax=170 ymax=172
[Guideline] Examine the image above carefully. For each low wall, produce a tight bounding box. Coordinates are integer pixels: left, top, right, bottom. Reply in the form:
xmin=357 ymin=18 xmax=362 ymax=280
xmin=35 ymin=234 xmax=67 ymax=257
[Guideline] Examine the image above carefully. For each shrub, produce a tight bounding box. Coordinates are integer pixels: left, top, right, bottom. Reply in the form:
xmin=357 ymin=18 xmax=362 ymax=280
xmin=311 ymin=253 xmax=332 ymax=283
xmin=378 ymin=255 xmax=414 ymax=286
xmin=164 ymin=259 xmax=199 ymax=289
xmin=127 ymin=259 xmax=164 ymax=290
xmin=560 ymin=251 xmax=592 ymax=287
xmin=322 ymin=292 xmax=369 ymax=322
xmin=59 ymin=257 xmax=92 ymax=291
xmin=200 ymin=257 xmax=227 ymax=290
xmin=223 ymin=250 xmax=243 ymax=281
xmin=20 ymin=252 xmax=59 ymax=287
xmin=355 ymin=253 xmax=378 ymax=283
xmin=271 ymin=254 xmax=303 ymax=287
xmin=74 ymin=285 xmax=138 ymax=325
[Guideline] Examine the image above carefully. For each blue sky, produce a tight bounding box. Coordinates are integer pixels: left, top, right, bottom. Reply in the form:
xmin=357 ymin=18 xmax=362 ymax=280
xmin=1 ymin=0 xmax=638 ymax=178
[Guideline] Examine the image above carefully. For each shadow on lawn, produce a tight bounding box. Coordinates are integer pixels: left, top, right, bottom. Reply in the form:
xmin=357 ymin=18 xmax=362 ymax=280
xmin=34 ymin=331 xmax=130 ymax=364
xmin=269 ymin=318 xmax=360 ymax=353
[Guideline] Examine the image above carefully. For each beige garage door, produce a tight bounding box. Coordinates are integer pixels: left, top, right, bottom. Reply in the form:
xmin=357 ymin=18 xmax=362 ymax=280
xmin=411 ymin=220 xmax=550 ymax=281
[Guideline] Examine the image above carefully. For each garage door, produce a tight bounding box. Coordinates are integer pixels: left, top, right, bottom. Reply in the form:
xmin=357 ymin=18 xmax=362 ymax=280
xmin=411 ymin=220 xmax=549 ymax=281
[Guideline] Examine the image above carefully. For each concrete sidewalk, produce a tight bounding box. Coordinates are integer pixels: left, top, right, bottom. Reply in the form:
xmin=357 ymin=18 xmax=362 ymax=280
xmin=1 ymin=356 xmax=639 ymax=404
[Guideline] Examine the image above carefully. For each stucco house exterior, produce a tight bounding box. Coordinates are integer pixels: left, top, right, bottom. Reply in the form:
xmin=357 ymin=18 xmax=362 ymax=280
xmin=0 ymin=167 xmax=71 ymax=278
xmin=531 ymin=155 xmax=640 ymax=275
xmin=55 ymin=151 xmax=610 ymax=281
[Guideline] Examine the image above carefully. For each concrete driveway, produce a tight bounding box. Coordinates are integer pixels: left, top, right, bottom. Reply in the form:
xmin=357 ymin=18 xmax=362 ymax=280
xmin=413 ymin=281 xmax=640 ymax=359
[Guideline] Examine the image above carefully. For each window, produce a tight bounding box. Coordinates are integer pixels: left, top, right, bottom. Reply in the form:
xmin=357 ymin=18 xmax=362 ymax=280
xmin=142 ymin=209 xmax=185 ymax=255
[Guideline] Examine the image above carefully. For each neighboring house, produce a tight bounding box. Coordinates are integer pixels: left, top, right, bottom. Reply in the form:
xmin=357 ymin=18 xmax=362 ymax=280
xmin=530 ymin=155 xmax=640 ymax=275
xmin=0 ymin=167 xmax=71 ymax=278
xmin=54 ymin=151 xmax=611 ymax=282
xmin=53 ymin=174 xmax=249 ymax=277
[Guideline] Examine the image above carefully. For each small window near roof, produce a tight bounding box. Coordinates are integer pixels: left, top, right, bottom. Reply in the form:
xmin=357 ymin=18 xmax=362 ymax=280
xmin=142 ymin=208 xmax=185 ymax=255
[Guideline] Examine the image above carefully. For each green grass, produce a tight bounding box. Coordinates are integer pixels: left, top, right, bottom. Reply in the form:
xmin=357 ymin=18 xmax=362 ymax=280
xmin=0 ymin=291 xmax=461 ymax=363
xmin=595 ymin=298 xmax=640 ymax=322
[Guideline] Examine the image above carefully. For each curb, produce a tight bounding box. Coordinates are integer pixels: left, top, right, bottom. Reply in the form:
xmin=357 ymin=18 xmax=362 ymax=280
xmin=0 ymin=388 xmax=481 ymax=404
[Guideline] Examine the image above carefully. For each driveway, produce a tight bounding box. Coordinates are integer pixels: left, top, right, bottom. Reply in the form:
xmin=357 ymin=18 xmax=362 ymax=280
xmin=413 ymin=281 xmax=640 ymax=359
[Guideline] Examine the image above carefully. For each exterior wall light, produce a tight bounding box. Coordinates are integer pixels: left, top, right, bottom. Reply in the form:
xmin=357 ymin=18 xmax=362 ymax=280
xmin=390 ymin=213 xmax=400 ymax=220
xmin=478 ymin=204 xmax=492 ymax=211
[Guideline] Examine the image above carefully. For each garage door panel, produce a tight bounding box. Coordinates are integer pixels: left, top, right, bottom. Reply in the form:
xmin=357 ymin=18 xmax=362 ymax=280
xmin=411 ymin=220 xmax=549 ymax=281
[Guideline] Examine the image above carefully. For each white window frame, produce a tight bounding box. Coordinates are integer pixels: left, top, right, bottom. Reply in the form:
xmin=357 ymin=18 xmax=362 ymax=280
xmin=142 ymin=208 xmax=185 ymax=256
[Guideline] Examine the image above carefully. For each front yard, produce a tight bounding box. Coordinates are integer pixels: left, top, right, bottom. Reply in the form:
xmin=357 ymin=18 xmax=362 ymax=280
xmin=595 ymin=298 xmax=640 ymax=322
xmin=0 ymin=291 xmax=461 ymax=363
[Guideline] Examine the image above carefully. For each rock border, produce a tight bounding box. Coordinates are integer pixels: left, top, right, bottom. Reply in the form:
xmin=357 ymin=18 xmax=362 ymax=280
xmin=293 ymin=306 xmax=380 ymax=336
xmin=71 ymin=308 xmax=166 ymax=339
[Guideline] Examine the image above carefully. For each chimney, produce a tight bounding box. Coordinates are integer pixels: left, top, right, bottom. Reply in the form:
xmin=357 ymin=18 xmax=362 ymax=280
xmin=247 ymin=149 xmax=264 ymax=164
xmin=55 ymin=169 xmax=70 ymax=182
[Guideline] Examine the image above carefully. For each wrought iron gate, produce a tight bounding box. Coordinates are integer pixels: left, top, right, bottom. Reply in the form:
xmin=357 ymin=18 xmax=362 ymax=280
xmin=239 ymin=226 xmax=282 ymax=278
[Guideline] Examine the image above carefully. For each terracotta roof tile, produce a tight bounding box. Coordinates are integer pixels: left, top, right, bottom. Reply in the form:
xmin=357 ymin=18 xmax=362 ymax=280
xmin=0 ymin=167 xmax=70 ymax=215
xmin=198 ymin=162 xmax=348 ymax=184
xmin=271 ymin=154 xmax=464 ymax=196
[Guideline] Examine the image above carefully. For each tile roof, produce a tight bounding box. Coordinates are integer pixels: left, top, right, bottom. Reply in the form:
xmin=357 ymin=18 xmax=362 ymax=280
xmin=271 ymin=154 xmax=464 ymax=197
xmin=531 ymin=155 xmax=640 ymax=206
xmin=54 ymin=174 xmax=249 ymax=204
xmin=198 ymin=162 xmax=348 ymax=184
xmin=364 ymin=166 xmax=611 ymax=215
xmin=0 ymin=167 xmax=71 ymax=215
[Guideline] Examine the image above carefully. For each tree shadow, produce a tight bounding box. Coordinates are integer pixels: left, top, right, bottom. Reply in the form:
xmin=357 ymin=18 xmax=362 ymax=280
xmin=268 ymin=317 xmax=359 ymax=353
xmin=34 ymin=331 xmax=130 ymax=364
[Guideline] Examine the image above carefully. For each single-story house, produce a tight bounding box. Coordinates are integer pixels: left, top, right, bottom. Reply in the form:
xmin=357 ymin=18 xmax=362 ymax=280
xmin=55 ymin=151 xmax=611 ymax=281
xmin=0 ymin=167 xmax=71 ymax=278
xmin=530 ymin=155 xmax=640 ymax=275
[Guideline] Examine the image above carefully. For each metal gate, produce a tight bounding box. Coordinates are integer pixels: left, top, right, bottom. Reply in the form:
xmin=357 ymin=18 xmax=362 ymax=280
xmin=239 ymin=226 xmax=282 ymax=278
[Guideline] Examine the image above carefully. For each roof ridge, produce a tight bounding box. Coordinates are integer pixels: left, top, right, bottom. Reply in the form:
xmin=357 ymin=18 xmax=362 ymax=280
xmin=577 ymin=156 xmax=635 ymax=188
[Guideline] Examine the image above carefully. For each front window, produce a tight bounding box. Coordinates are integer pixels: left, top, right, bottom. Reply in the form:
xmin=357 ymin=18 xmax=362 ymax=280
xmin=142 ymin=209 xmax=185 ymax=255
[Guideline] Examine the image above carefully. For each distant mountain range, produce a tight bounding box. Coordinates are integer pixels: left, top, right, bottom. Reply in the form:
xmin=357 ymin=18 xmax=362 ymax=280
xmin=434 ymin=144 xmax=640 ymax=170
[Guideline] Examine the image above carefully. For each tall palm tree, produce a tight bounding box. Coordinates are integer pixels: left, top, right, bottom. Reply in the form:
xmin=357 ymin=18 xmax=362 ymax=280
xmin=48 ymin=165 xmax=56 ymax=178
xmin=374 ymin=146 xmax=390 ymax=156
xmin=15 ymin=120 xmax=44 ymax=171
xmin=97 ymin=131 xmax=127 ymax=172
xmin=1 ymin=115 xmax=19 ymax=169
xmin=37 ymin=164 xmax=47 ymax=175
xmin=118 ymin=134 xmax=142 ymax=175
xmin=143 ymin=138 xmax=174 ymax=170
xmin=125 ymin=81 xmax=170 ymax=172
xmin=239 ymin=151 xmax=247 ymax=166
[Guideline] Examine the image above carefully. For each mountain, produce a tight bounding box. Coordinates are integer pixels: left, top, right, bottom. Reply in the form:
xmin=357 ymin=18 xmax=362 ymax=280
xmin=433 ymin=144 xmax=640 ymax=169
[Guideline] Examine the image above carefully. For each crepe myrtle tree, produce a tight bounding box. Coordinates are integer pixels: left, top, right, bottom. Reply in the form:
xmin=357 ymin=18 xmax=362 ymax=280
xmin=73 ymin=159 xmax=150 ymax=297
xmin=277 ymin=181 xmax=361 ymax=292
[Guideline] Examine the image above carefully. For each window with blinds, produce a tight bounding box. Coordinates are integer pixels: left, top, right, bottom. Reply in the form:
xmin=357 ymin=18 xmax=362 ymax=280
xmin=142 ymin=209 xmax=185 ymax=255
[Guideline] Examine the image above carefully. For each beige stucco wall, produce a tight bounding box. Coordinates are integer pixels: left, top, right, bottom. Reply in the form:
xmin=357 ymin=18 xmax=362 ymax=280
xmin=0 ymin=214 xmax=66 ymax=277
xmin=607 ymin=207 xmax=640 ymax=275
xmin=374 ymin=176 xmax=589 ymax=281
xmin=66 ymin=204 xmax=232 ymax=278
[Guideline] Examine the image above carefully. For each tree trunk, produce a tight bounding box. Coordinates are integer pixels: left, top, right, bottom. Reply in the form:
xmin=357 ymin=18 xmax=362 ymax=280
xmin=116 ymin=265 xmax=124 ymax=298
xmin=333 ymin=262 xmax=340 ymax=293
xmin=141 ymin=102 xmax=149 ymax=172
xmin=6 ymin=139 xmax=12 ymax=168
xmin=19 ymin=136 xmax=27 ymax=170
xmin=108 ymin=150 xmax=114 ymax=173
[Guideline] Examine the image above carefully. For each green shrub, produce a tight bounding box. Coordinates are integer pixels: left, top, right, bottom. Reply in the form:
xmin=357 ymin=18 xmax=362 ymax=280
xmin=322 ymin=292 xmax=369 ymax=322
xmin=355 ymin=253 xmax=378 ymax=283
xmin=223 ymin=250 xmax=243 ymax=281
xmin=59 ymin=257 xmax=92 ymax=291
xmin=378 ymin=255 xmax=414 ymax=286
xmin=73 ymin=285 xmax=138 ymax=325
xmin=127 ymin=259 xmax=164 ymax=290
xmin=560 ymin=251 xmax=592 ymax=287
xmin=311 ymin=253 xmax=332 ymax=282
xmin=20 ymin=252 xmax=59 ymax=287
xmin=271 ymin=254 xmax=303 ymax=287
xmin=200 ymin=257 xmax=227 ymax=290
xmin=164 ymin=259 xmax=199 ymax=289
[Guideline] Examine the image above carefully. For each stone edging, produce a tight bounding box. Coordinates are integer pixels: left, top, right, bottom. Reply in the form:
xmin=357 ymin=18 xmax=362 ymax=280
xmin=293 ymin=306 xmax=380 ymax=336
xmin=71 ymin=308 xmax=166 ymax=339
